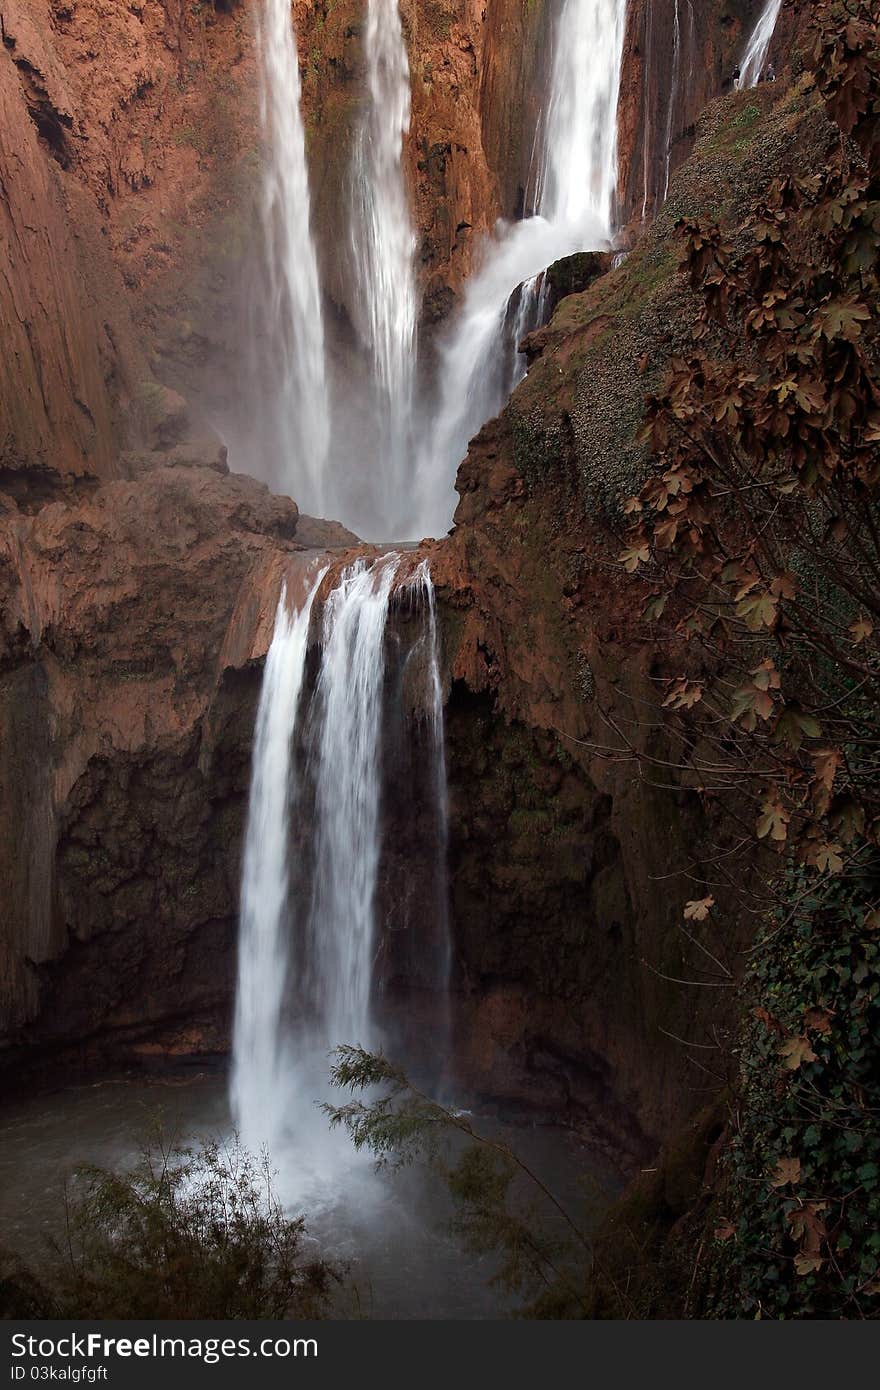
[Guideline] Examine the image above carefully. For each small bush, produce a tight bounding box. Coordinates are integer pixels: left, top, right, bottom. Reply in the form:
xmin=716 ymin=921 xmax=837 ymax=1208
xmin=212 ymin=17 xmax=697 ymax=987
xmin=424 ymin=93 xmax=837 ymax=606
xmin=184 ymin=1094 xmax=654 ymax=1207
xmin=7 ymin=1135 xmax=337 ymax=1320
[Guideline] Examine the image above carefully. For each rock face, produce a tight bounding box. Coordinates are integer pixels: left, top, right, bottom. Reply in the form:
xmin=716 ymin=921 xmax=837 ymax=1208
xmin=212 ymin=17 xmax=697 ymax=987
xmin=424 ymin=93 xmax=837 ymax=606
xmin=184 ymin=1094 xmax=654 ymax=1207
xmin=0 ymin=0 xmax=821 ymax=1160
xmin=0 ymin=453 xmax=303 ymax=1059
xmin=423 ymin=73 xmax=834 ymax=1145
xmin=0 ymin=4 xmax=131 ymax=481
xmin=616 ymin=0 xmax=810 ymax=229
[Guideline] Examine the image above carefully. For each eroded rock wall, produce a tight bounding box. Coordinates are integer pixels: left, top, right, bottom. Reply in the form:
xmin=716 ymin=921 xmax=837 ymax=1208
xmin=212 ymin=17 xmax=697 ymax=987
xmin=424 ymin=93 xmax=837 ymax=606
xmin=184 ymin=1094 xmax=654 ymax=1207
xmin=0 ymin=455 xmax=301 ymax=1053
xmin=616 ymin=0 xmax=811 ymax=230
xmin=0 ymin=3 xmax=130 ymax=481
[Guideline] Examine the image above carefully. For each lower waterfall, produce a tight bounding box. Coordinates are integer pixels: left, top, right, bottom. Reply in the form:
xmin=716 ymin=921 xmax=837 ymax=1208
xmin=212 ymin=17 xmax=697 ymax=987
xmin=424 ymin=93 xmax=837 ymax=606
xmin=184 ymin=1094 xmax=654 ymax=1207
xmin=231 ymin=556 xmax=449 ymax=1188
xmin=306 ymin=557 xmax=400 ymax=1053
xmin=230 ymin=569 xmax=326 ymax=1153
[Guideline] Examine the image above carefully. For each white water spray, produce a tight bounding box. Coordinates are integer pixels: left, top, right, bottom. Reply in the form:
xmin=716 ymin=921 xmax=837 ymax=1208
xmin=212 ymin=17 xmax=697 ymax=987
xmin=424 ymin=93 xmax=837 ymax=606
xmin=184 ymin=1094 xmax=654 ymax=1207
xmin=231 ymin=570 xmax=325 ymax=1151
xmin=350 ymin=0 xmax=418 ymax=524
xmin=739 ymin=0 xmax=782 ymax=89
xmin=307 ymin=556 xmax=400 ymax=1048
xmin=411 ymin=0 xmax=627 ymax=538
xmin=256 ymin=0 xmax=330 ymax=513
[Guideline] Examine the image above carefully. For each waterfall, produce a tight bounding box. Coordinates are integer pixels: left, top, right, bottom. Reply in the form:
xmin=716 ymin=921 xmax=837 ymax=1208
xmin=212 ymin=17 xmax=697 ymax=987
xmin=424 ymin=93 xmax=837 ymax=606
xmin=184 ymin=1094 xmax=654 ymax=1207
xmin=663 ymin=2 xmax=683 ymax=202
xmin=306 ymin=556 xmax=400 ymax=1049
xmin=410 ymin=0 xmax=627 ymax=538
xmin=254 ymin=0 xmax=330 ymax=513
xmin=739 ymin=0 xmax=782 ymax=88
xmin=534 ymin=0 xmax=627 ymax=228
xmin=231 ymin=556 xmax=450 ymax=1177
xmin=350 ymin=0 xmax=418 ymax=527
xmin=230 ymin=569 xmax=326 ymax=1151
xmin=407 ymin=559 xmax=451 ymax=1001
xmin=661 ymin=1 xmax=696 ymax=204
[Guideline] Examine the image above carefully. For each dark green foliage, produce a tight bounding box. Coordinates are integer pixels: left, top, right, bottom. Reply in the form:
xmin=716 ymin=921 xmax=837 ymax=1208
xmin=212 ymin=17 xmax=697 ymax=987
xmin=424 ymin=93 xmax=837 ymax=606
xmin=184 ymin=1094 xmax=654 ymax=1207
xmin=326 ymin=1046 xmax=606 ymax=1318
xmin=9 ymin=1136 xmax=337 ymax=1320
xmin=713 ymin=857 xmax=880 ymax=1317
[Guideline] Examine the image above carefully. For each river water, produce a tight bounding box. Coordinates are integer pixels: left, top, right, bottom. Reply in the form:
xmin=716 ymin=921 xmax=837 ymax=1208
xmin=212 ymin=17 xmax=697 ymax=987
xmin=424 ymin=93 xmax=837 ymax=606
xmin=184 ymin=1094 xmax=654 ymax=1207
xmin=0 ymin=1068 xmax=619 ymax=1319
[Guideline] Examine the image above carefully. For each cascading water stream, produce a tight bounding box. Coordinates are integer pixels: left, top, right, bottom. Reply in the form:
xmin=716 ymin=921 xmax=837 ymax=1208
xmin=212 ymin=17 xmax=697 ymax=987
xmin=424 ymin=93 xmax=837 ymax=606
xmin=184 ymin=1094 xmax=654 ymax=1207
xmin=739 ymin=0 xmax=782 ymax=89
xmin=254 ymin=0 xmax=330 ymax=513
xmin=306 ymin=557 xmax=400 ymax=1049
xmin=350 ymin=0 xmax=418 ymax=527
xmin=661 ymin=1 xmax=696 ymax=205
xmin=407 ymin=559 xmax=451 ymax=1001
xmin=230 ymin=570 xmax=326 ymax=1152
xmin=533 ymin=0 xmax=627 ymax=228
xmin=411 ymin=0 xmax=627 ymax=538
xmin=231 ymin=556 xmax=450 ymax=1187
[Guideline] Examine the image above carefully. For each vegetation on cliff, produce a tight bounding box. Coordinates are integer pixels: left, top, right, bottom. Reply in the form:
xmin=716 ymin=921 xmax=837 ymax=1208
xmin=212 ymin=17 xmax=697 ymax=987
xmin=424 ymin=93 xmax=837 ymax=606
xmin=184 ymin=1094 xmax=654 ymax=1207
xmin=605 ymin=0 xmax=880 ymax=1317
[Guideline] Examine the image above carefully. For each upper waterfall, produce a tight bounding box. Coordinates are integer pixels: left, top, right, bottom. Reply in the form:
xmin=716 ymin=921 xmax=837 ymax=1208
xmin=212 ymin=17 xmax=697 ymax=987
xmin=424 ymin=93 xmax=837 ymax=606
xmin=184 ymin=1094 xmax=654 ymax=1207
xmin=532 ymin=0 xmax=627 ymax=231
xmin=253 ymin=0 xmax=330 ymax=514
xmin=739 ymin=0 xmax=782 ymax=88
xmin=410 ymin=0 xmax=627 ymax=539
xmin=350 ymin=0 xmax=419 ymax=533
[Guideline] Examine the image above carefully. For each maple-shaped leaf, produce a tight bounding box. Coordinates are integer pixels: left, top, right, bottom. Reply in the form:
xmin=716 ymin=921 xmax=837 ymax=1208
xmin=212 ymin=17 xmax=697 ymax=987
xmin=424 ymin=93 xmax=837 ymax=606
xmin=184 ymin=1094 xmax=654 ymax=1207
xmin=732 ymin=571 xmax=760 ymax=600
xmin=757 ymin=794 xmax=790 ymax=843
xmin=731 ymin=674 xmax=776 ymax=728
xmin=812 ymin=747 xmax=841 ymax=817
xmin=753 ymin=1006 xmax=784 ymax=1035
xmin=865 ymin=908 xmax=880 ymax=932
xmin=642 ymin=593 xmax=668 ymax=622
xmin=663 ymin=679 xmax=703 ymax=710
xmin=770 ymin=1156 xmax=802 ymax=1188
xmin=794 ymin=1252 xmax=824 ymax=1276
xmin=655 ymin=516 xmax=680 ymax=549
xmin=714 ymin=1221 xmax=736 ymax=1242
xmin=619 ymin=544 xmax=649 ymax=573
xmin=813 ymin=842 xmax=844 ymax=875
xmin=683 ymin=895 xmax=715 ymax=922
xmin=793 ymin=378 xmax=827 ymax=414
xmin=752 ymin=658 xmax=781 ymax=691
xmin=774 ymin=705 xmax=822 ymax=751
xmin=769 ymin=573 xmax=797 ymax=601
xmin=779 ymin=1035 xmax=818 ymax=1070
xmin=817 ymin=297 xmax=871 ymax=342
xmin=830 ymin=795 xmax=866 ymax=843
xmin=737 ymin=591 xmax=778 ymax=631
xmin=849 ymin=615 xmax=874 ymax=644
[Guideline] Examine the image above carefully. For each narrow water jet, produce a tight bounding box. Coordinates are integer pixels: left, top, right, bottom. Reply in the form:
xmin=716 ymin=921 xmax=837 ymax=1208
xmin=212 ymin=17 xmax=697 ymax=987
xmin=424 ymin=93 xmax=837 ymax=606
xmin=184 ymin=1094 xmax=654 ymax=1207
xmin=250 ymin=0 xmax=330 ymax=512
xmin=405 ymin=559 xmax=451 ymax=1002
xmin=663 ymin=1 xmax=683 ymax=203
xmin=739 ymin=0 xmax=782 ymax=89
xmin=350 ymin=0 xmax=418 ymax=529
